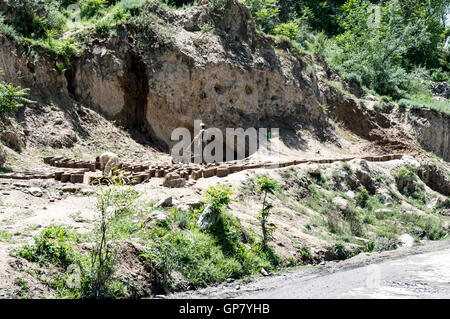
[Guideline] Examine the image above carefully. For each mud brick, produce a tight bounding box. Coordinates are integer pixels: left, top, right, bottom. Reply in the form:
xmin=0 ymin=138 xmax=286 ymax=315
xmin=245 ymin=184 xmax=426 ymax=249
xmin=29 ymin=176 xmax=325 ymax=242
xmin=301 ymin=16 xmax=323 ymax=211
xmin=132 ymin=165 xmax=143 ymax=173
xmin=393 ymin=154 xmax=403 ymax=160
xmin=216 ymin=167 xmax=229 ymax=177
xmin=191 ymin=170 xmax=202 ymax=180
xmin=228 ymin=166 xmax=239 ymax=173
xmin=96 ymin=162 xmax=101 ymax=170
xmin=202 ymin=168 xmax=216 ymax=178
xmin=148 ymin=169 xmax=155 ymax=177
xmin=70 ymin=173 xmax=84 ymax=183
xmin=50 ymin=157 xmax=64 ymax=166
xmin=61 ymin=173 xmax=71 ymax=183
xmin=142 ymin=165 xmax=149 ymax=170
xmin=43 ymin=156 xmax=54 ymax=164
xmin=139 ymin=172 xmax=150 ymax=182
xmin=74 ymin=162 xmax=85 ymax=169
xmin=87 ymin=163 xmax=96 ymax=172
xmin=54 ymin=171 xmax=64 ymax=181
xmin=318 ymin=159 xmax=330 ymax=164
xmin=65 ymin=161 xmax=75 ymax=168
xmin=131 ymin=175 xmax=142 ymax=184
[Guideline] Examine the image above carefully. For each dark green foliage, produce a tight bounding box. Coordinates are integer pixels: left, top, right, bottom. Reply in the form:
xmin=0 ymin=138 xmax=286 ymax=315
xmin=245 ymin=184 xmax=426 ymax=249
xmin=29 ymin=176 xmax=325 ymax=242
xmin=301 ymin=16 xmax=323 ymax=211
xmin=393 ymin=165 xmax=426 ymax=200
xmin=3 ymin=0 xmax=66 ymax=38
xmin=332 ymin=242 xmax=348 ymax=260
xmin=81 ymin=0 xmax=106 ymax=19
xmin=355 ymin=187 xmax=370 ymax=208
xmin=418 ymin=216 xmax=446 ymax=240
xmin=16 ymin=226 xmax=79 ymax=268
xmin=255 ymin=177 xmax=279 ymax=247
xmin=0 ymin=79 xmax=35 ymax=114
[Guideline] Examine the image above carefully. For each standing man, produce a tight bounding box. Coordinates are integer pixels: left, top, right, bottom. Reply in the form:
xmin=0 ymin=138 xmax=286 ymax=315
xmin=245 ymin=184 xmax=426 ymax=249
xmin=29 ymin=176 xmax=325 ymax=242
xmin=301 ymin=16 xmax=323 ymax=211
xmin=96 ymin=152 xmax=122 ymax=177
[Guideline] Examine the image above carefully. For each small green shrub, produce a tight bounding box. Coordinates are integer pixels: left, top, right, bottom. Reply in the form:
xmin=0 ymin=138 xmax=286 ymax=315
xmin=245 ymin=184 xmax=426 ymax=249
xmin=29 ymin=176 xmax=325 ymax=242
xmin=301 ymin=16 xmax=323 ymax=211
xmin=332 ymin=243 xmax=348 ymax=260
xmin=418 ymin=216 xmax=446 ymax=240
xmin=15 ymin=226 xmax=79 ymax=268
xmin=374 ymin=237 xmax=397 ymax=252
xmin=355 ymin=188 xmax=370 ymax=208
xmin=81 ymin=0 xmax=106 ymax=19
xmin=255 ymin=177 xmax=278 ymax=247
xmin=393 ymin=165 xmax=425 ymax=200
xmin=0 ymin=80 xmax=35 ymax=115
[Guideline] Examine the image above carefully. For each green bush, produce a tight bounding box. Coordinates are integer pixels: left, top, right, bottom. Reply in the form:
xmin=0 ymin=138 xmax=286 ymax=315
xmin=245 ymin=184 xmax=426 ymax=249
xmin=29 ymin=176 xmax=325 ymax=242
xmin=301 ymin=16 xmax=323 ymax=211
xmin=255 ymin=176 xmax=278 ymax=247
xmin=0 ymin=14 xmax=18 ymax=38
xmin=244 ymin=0 xmax=279 ymax=33
xmin=81 ymin=0 xmax=106 ymax=19
xmin=393 ymin=165 xmax=425 ymax=199
xmin=418 ymin=216 xmax=446 ymax=240
xmin=4 ymin=0 xmax=65 ymax=38
xmin=0 ymin=80 xmax=35 ymax=115
xmin=332 ymin=243 xmax=348 ymax=260
xmin=374 ymin=237 xmax=397 ymax=252
xmin=16 ymin=226 xmax=80 ymax=268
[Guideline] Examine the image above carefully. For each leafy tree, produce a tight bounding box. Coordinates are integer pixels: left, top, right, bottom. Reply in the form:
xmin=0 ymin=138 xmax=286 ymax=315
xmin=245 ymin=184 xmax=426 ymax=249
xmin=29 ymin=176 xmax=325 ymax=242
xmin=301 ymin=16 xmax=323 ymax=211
xmin=255 ymin=177 xmax=278 ymax=247
xmin=0 ymin=80 xmax=34 ymax=115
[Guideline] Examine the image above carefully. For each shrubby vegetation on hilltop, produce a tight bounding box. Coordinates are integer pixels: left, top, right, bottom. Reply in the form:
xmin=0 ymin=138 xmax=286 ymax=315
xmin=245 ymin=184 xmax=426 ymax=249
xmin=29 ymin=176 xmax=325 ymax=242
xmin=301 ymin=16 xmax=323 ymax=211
xmin=0 ymin=0 xmax=448 ymax=114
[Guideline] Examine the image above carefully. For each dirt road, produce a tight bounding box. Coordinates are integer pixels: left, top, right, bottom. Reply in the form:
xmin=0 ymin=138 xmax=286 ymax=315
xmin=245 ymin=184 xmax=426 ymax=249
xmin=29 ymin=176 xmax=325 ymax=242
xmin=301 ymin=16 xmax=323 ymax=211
xmin=170 ymin=239 xmax=450 ymax=299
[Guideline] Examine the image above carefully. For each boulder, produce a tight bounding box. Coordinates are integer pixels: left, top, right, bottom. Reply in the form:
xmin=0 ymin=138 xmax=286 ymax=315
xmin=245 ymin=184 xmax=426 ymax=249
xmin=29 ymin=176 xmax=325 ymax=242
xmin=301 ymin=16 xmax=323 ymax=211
xmin=163 ymin=172 xmax=186 ymax=188
xmin=176 ymin=204 xmax=191 ymax=213
xmin=185 ymin=199 xmax=204 ymax=210
xmin=29 ymin=187 xmax=43 ymax=197
xmin=155 ymin=196 xmax=174 ymax=208
xmin=197 ymin=204 xmax=220 ymax=230
xmin=332 ymin=197 xmax=349 ymax=212
xmin=397 ymin=234 xmax=414 ymax=248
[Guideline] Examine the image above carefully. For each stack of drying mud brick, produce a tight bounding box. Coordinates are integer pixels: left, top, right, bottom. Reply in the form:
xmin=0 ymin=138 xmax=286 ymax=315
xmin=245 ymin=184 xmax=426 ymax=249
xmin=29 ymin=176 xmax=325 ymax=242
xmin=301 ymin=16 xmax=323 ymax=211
xmin=44 ymin=156 xmax=95 ymax=184
xmin=41 ymin=154 xmax=404 ymax=186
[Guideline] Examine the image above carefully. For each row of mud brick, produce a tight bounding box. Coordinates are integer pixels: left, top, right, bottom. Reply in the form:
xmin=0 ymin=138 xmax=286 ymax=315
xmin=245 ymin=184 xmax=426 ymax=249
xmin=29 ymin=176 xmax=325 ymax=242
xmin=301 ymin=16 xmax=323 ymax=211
xmin=44 ymin=156 xmax=97 ymax=171
xmin=110 ymin=153 xmax=406 ymax=184
xmin=38 ymin=153 xmax=404 ymax=185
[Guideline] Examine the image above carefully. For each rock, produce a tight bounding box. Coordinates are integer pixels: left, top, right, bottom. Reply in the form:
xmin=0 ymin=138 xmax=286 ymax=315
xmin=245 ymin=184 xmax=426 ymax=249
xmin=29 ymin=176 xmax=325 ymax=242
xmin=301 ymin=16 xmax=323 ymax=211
xmin=176 ymin=204 xmax=191 ymax=213
xmin=260 ymin=268 xmax=269 ymax=276
xmin=345 ymin=190 xmax=355 ymax=199
xmin=359 ymin=159 xmax=370 ymax=170
xmin=197 ymin=204 xmax=219 ymax=230
xmin=355 ymin=169 xmax=375 ymax=193
xmin=155 ymin=196 xmax=174 ymax=208
xmin=29 ymin=187 xmax=43 ymax=197
xmin=401 ymin=155 xmax=420 ymax=167
xmin=163 ymin=172 xmax=186 ymax=188
xmin=332 ymin=197 xmax=349 ymax=212
xmin=61 ymin=185 xmax=82 ymax=193
xmin=185 ymin=199 xmax=204 ymax=210
xmin=398 ymin=234 xmax=414 ymax=248
xmin=1 ymin=129 xmax=26 ymax=152
xmin=145 ymin=212 xmax=170 ymax=228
